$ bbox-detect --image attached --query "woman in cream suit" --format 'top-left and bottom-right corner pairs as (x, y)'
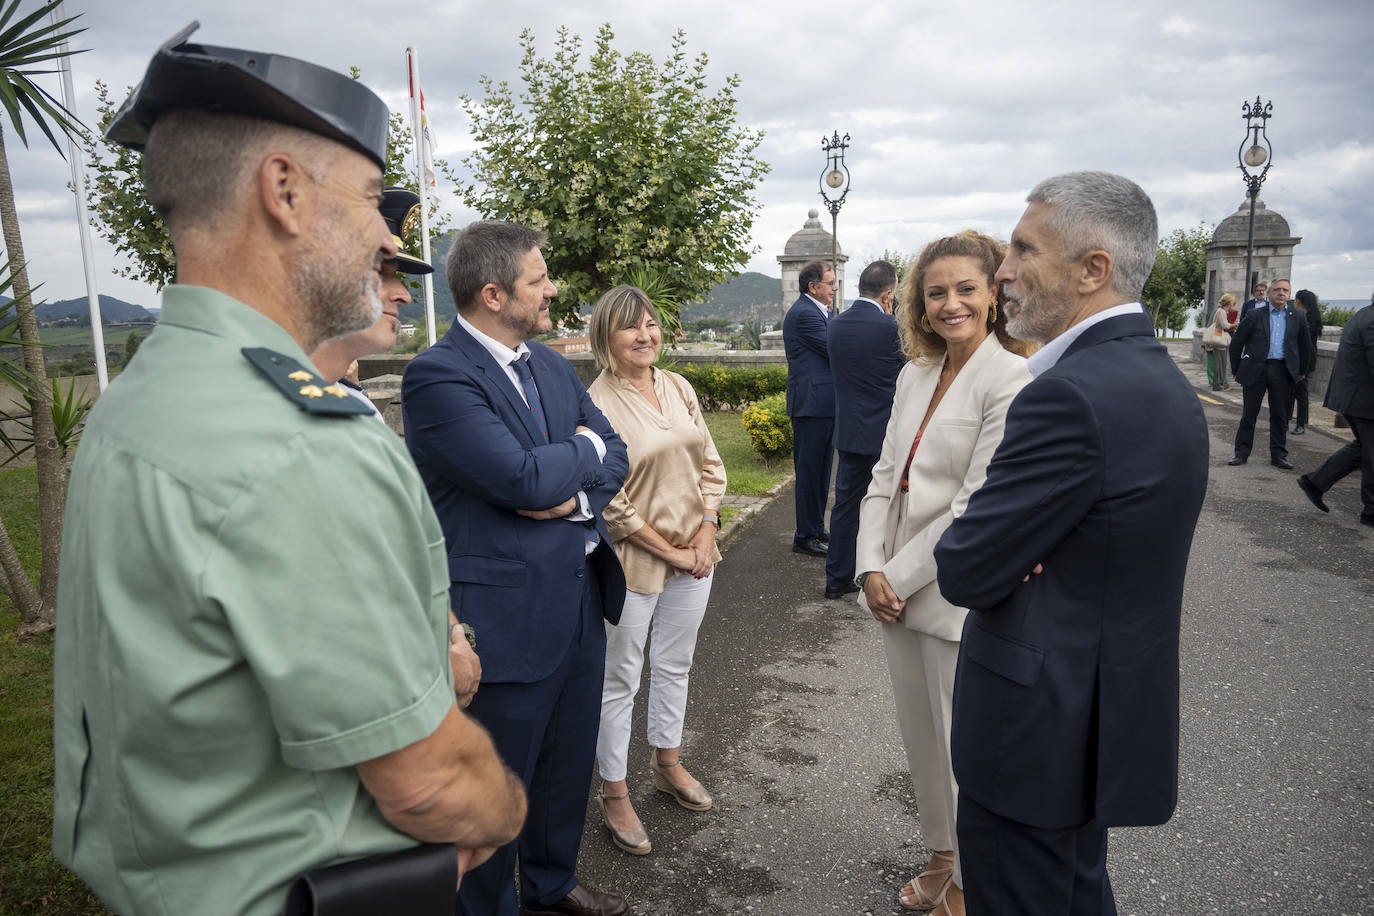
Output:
(857, 230), (1032, 916)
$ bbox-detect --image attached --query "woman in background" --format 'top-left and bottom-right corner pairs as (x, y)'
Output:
(1290, 288), (1323, 433)
(586, 286), (726, 856)
(856, 231), (1032, 916)
(1205, 293), (1238, 391)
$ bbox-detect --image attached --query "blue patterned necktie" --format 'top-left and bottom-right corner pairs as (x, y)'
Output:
(511, 354), (549, 441)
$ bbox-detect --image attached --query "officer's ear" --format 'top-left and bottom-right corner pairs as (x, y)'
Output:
(259, 152), (312, 238)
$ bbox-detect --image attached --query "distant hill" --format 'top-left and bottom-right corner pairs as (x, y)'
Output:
(685, 272), (780, 322)
(31, 295), (153, 323)
(395, 236), (780, 328)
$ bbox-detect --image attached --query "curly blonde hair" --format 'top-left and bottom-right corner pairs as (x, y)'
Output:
(898, 230), (1033, 364)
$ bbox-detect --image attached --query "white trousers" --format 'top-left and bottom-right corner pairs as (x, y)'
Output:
(882, 622), (963, 888)
(596, 571), (713, 783)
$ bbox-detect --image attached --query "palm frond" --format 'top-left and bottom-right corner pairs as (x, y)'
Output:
(0, 0), (85, 153)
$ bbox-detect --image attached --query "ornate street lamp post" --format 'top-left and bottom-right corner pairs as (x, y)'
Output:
(819, 130), (851, 315)
(1237, 97), (1273, 295)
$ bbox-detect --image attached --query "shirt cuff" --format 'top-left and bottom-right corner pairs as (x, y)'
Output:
(567, 491), (594, 521)
(576, 428), (606, 461)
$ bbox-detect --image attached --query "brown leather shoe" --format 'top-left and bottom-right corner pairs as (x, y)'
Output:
(520, 882), (630, 916)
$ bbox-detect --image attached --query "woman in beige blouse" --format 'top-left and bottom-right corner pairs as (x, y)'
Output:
(856, 231), (1032, 915)
(586, 285), (726, 856)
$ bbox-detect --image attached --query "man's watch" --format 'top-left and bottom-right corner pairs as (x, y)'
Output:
(450, 622), (477, 649)
(856, 572), (872, 589)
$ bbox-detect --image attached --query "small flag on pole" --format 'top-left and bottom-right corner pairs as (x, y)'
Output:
(420, 91), (437, 187)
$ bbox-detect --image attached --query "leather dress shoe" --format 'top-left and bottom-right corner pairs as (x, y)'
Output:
(1271, 457), (1295, 470)
(1292, 424), (1306, 435)
(520, 883), (629, 916)
(1227, 456), (1247, 466)
(817, 530), (830, 544)
(825, 583), (860, 600)
(1296, 475), (1329, 512)
(791, 537), (827, 557)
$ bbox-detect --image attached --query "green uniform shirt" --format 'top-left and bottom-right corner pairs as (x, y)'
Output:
(52, 286), (454, 916)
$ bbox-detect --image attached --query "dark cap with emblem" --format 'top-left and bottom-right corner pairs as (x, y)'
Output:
(381, 187), (434, 275)
(105, 21), (389, 170)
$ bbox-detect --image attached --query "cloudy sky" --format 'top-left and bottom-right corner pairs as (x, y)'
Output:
(9, 0), (1374, 309)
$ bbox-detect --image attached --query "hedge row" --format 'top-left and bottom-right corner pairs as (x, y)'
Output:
(663, 362), (788, 412)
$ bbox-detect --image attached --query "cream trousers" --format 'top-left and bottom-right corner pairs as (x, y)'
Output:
(596, 571), (713, 782)
(882, 622), (963, 888)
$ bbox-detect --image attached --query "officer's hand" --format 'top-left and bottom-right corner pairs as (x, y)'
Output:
(516, 497), (577, 520)
(449, 629), (481, 708)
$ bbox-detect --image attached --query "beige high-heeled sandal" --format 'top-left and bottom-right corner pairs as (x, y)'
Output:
(650, 755), (713, 811)
(899, 850), (954, 910)
(596, 791), (651, 855)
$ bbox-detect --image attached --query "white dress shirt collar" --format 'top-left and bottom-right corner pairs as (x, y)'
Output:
(804, 293), (829, 316)
(850, 297), (883, 312)
(1026, 302), (1143, 378)
(455, 310), (530, 370)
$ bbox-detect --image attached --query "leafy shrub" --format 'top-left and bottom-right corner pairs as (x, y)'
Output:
(664, 362), (787, 411)
(1323, 306), (1355, 327)
(741, 392), (792, 464)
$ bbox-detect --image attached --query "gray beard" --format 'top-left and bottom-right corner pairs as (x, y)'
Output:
(294, 256), (383, 353)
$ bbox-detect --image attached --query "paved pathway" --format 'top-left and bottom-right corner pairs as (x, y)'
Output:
(569, 344), (1372, 915)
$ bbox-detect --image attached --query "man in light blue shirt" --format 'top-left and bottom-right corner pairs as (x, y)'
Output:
(1228, 278), (1312, 468)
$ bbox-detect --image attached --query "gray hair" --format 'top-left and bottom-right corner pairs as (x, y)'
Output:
(1026, 171), (1158, 301)
(447, 220), (547, 314)
(143, 110), (339, 240)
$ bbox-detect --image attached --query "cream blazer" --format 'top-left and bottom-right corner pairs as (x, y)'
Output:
(856, 333), (1031, 641)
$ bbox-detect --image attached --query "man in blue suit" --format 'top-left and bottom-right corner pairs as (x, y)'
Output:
(784, 260), (839, 556)
(824, 260), (904, 599)
(1238, 280), (1267, 324)
(1227, 277), (1312, 469)
(403, 221), (631, 916)
(935, 172), (1209, 915)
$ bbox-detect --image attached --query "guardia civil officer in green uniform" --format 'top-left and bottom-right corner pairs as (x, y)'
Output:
(51, 24), (525, 916)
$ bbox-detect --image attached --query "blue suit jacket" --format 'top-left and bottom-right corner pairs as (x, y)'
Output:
(783, 295), (835, 418)
(402, 323), (628, 684)
(827, 299), (903, 455)
(935, 312), (1209, 830)
(1228, 303), (1312, 385)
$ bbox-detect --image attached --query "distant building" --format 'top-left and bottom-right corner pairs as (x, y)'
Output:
(777, 209), (848, 321)
(1205, 198), (1301, 311)
(398, 323), (418, 337)
(545, 336), (590, 354)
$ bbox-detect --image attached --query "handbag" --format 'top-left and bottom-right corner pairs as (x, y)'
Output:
(1201, 326), (1230, 349)
(284, 843), (456, 916)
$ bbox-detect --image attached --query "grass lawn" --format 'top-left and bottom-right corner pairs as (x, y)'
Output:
(703, 410), (790, 498)
(0, 466), (108, 914)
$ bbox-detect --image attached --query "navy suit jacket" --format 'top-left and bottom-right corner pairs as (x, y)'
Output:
(402, 323), (628, 684)
(827, 299), (903, 455)
(1323, 304), (1374, 420)
(935, 312), (1209, 830)
(783, 295), (835, 418)
(1238, 297), (1265, 325)
(1228, 303), (1312, 386)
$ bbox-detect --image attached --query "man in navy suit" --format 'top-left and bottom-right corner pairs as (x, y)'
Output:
(403, 221), (631, 916)
(1298, 299), (1374, 526)
(1238, 280), (1267, 324)
(784, 260), (839, 557)
(824, 260), (904, 599)
(935, 171), (1209, 915)
(1227, 277), (1312, 469)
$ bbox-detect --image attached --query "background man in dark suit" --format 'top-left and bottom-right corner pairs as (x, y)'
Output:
(784, 260), (839, 557)
(824, 259), (904, 599)
(935, 171), (1209, 915)
(1227, 278), (1312, 469)
(403, 221), (631, 916)
(1298, 299), (1374, 526)
(1238, 280), (1267, 324)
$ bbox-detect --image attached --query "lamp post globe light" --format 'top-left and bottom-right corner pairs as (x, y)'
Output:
(819, 130), (851, 314)
(1238, 96), (1273, 295)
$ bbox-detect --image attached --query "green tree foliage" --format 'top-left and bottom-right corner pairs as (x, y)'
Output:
(458, 24), (769, 330)
(84, 70), (453, 293)
(740, 392), (791, 465)
(1142, 223), (1211, 336)
(123, 328), (139, 363)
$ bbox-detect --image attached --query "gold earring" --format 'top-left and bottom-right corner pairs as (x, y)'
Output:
(989, 301), (998, 324)
(920, 313), (933, 333)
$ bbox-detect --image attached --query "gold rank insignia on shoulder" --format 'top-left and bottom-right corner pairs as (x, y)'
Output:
(241, 347), (374, 417)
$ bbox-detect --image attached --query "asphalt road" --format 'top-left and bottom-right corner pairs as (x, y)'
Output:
(570, 370), (1373, 915)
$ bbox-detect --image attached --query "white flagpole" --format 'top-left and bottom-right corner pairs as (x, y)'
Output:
(54, 1), (107, 390)
(406, 47), (436, 347)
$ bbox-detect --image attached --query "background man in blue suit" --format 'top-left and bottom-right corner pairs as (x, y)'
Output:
(403, 221), (631, 916)
(824, 260), (904, 599)
(784, 260), (839, 557)
(935, 172), (1209, 915)
(1227, 277), (1312, 469)
(1238, 280), (1267, 324)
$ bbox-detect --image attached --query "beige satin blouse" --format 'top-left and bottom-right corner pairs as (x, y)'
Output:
(588, 367), (726, 595)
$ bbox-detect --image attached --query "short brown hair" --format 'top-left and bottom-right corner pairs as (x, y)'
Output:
(898, 230), (1032, 363)
(447, 220), (547, 314)
(588, 285), (659, 372)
